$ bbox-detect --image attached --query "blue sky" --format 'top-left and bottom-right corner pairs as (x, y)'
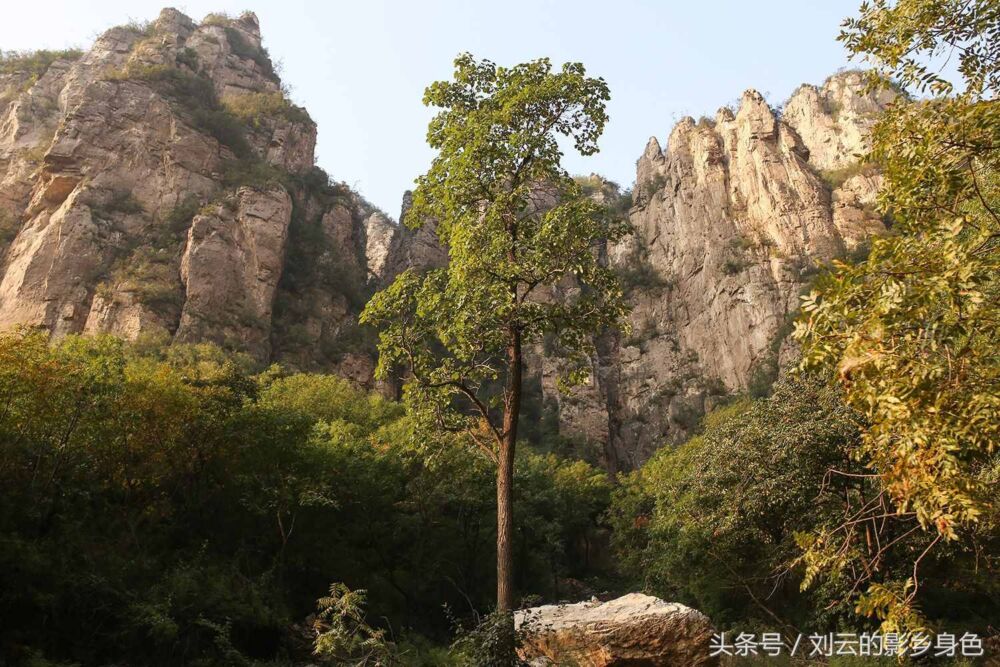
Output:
(2, 1), (867, 216)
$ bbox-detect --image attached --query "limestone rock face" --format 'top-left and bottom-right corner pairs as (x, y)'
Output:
(176, 186), (291, 360)
(376, 73), (892, 468)
(782, 70), (896, 172)
(363, 211), (396, 281)
(515, 593), (717, 667)
(382, 191), (447, 279)
(543, 76), (895, 468)
(0, 8), (384, 383)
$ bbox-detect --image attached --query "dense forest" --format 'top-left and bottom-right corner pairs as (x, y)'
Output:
(1, 0), (998, 665)
(0, 331), (616, 664)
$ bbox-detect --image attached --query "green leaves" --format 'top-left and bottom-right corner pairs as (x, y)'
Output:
(839, 0), (1000, 97)
(796, 0), (1000, 631)
(362, 54), (628, 449)
(607, 377), (866, 630)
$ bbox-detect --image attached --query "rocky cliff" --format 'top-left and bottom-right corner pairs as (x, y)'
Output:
(0, 8), (391, 380)
(0, 13), (893, 468)
(535, 71), (895, 468)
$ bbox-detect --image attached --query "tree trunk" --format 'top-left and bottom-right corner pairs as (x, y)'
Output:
(497, 326), (522, 612)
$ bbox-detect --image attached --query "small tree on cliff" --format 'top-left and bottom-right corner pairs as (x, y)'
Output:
(361, 54), (628, 614)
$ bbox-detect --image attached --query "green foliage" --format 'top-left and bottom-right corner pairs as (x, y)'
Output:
(202, 13), (234, 27)
(99, 246), (184, 309)
(617, 376), (994, 637)
(0, 48), (83, 77)
(109, 63), (252, 158)
(608, 376), (869, 631)
(721, 257), (746, 276)
(818, 160), (879, 190)
(363, 53), (629, 442)
(839, 0), (998, 97)
(258, 372), (403, 429)
(88, 189), (145, 218)
(449, 610), (525, 667)
(746, 312), (797, 398)
(0, 48), (83, 106)
(641, 172), (667, 198)
(223, 91), (312, 127)
(176, 47), (199, 71)
(362, 55), (627, 626)
(223, 27), (277, 80)
(616, 241), (673, 295)
(797, 0), (1000, 630)
(222, 158), (288, 188)
(313, 584), (396, 665)
(0, 330), (610, 664)
(271, 170), (377, 364)
(0, 209), (20, 248)
(163, 194), (202, 234)
(720, 235), (771, 276)
(108, 61), (310, 194)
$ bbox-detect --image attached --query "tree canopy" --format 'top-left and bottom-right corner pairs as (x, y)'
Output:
(361, 53), (629, 616)
(796, 0), (1000, 632)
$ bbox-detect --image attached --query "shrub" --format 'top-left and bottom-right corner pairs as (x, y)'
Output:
(449, 610), (525, 666)
(312, 583), (397, 664)
(720, 235), (763, 275)
(721, 257), (746, 275)
(0, 210), (20, 247)
(175, 47), (198, 71)
(609, 374), (999, 635)
(201, 12), (233, 27)
(608, 376), (866, 631)
(0, 48), (83, 77)
(221, 158), (287, 189)
(223, 26), (276, 80)
(617, 243), (673, 294)
(88, 189), (144, 219)
(818, 160), (879, 189)
(108, 63), (252, 157)
(641, 172), (667, 196)
(0, 332), (613, 664)
(221, 91), (312, 127)
(103, 246), (183, 309)
(162, 194), (201, 235)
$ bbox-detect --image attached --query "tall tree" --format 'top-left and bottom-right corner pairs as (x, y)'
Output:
(796, 0), (1000, 632)
(361, 54), (628, 613)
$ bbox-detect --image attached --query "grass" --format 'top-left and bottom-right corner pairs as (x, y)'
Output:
(221, 91), (311, 127)
(98, 246), (184, 310)
(617, 241), (674, 295)
(0, 210), (21, 247)
(107, 63), (253, 159)
(818, 161), (879, 190)
(0, 49), (83, 77)
(222, 26), (277, 80)
(99, 190), (144, 216)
